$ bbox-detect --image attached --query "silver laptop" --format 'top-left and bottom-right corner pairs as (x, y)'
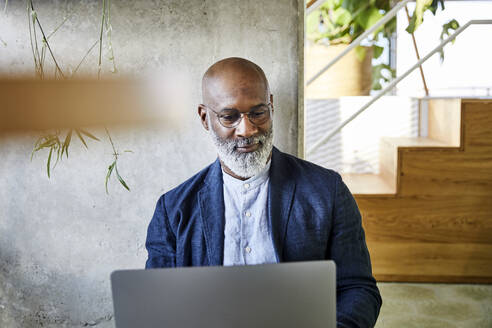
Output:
(111, 260), (336, 328)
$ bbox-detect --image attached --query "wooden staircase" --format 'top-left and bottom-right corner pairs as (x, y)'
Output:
(342, 98), (492, 283)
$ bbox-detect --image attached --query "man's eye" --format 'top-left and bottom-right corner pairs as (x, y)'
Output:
(221, 114), (239, 122)
(250, 110), (267, 118)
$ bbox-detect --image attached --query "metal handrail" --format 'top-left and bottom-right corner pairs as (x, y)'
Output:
(306, 0), (411, 86)
(306, 20), (492, 156)
(307, 0), (324, 16)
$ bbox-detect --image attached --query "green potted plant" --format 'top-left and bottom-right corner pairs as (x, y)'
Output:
(306, 0), (459, 96)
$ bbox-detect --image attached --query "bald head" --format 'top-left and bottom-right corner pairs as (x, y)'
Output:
(201, 57), (270, 107)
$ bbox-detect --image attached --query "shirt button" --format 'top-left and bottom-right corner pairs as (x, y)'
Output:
(245, 246), (252, 253)
(244, 183), (250, 189)
(245, 211), (251, 217)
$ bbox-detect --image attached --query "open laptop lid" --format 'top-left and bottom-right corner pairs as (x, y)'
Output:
(111, 260), (336, 328)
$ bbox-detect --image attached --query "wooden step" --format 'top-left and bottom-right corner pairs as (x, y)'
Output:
(379, 136), (452, 194)
(341, 173), (394, 195)
(381, 136), (451, 148)
(343, 137), (453, 196)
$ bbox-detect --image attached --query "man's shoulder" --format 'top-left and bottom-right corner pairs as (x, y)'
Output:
(275, 148), (341, 183)
(158, 160), (218, 205)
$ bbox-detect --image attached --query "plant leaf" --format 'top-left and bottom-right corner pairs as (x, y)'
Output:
(429, 0), (444, 15)
(406, 0), (433, 33)
(75, 129), (88, 149)
(105, 161), (116, 194)
(79, 129), (100, 141)
(342, 0), (364, 13)
(31, 136), (45, 160)
(332, 7), (351, 26)
(62, 129), (72, 158)
(405, 13), (418, 34)
(321, 0), (341, 11)
(354, 45), (367, 62)
(35, 138), (56, 151)
(439, 19), (460, 62)
(47, 147), (53, 178)
(373, 45), (384, 59)
(372, 63), (395, 91)
(382, 17), (397, 38)
(356, 7), (383, 32)
(54, 138), (61, 168)
(115, 164), (130, 192)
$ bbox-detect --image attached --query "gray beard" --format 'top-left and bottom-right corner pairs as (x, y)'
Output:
(208, 117), (274, 179)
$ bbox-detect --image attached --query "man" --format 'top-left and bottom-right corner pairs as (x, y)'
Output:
(145, 57), (382, 327)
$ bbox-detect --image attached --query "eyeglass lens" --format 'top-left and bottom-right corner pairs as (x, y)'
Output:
(218, 105), (271, 127)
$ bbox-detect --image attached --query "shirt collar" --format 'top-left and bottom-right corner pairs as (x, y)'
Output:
(222, 159), (271, 190)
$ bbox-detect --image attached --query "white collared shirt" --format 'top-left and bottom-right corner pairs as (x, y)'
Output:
(222, 160), (278, 266)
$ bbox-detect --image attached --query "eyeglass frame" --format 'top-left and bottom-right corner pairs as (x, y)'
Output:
(202, 102), (273, 128)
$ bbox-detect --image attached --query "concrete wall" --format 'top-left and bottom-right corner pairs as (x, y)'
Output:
(0, 1), (301, 326)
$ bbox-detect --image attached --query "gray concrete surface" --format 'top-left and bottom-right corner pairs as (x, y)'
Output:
(376, 283), (492, 328)
(0, 1), (301, 326)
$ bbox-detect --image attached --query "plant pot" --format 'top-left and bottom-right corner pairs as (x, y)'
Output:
(305, 43), (373, 98)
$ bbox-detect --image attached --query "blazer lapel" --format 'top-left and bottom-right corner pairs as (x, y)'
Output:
(268, 147), (296, 262)
(198, 158), (225, 266)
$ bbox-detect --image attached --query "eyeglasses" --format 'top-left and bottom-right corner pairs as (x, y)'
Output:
(203, 103), (272, 128)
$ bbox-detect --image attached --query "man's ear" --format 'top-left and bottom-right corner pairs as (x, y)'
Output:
(198, 104), (209, 131)
(270, 94), (274, 115)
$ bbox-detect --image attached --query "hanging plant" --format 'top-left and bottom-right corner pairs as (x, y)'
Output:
(22, 0), (130, 193)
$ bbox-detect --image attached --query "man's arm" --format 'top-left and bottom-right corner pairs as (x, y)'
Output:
(329, 174), (382, 328)
(145, 194), (177, 268)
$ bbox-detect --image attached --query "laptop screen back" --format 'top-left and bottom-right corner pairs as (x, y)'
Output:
(111, 260), (336, 328)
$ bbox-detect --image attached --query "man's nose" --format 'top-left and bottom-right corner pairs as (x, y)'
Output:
(235, 114), (258, 138)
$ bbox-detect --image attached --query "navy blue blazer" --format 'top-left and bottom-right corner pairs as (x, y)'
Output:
(146, 147), (382, 327)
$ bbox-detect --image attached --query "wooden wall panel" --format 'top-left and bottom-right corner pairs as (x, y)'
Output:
(369, 242), (492, 283)
(360, 195), (492, 244)
(399, 151), (492, 196)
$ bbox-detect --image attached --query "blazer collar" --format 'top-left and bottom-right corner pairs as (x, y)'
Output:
(268, 146), (296, 262)
(198, 158), (225, 266)
(198, 146), (296, 265)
